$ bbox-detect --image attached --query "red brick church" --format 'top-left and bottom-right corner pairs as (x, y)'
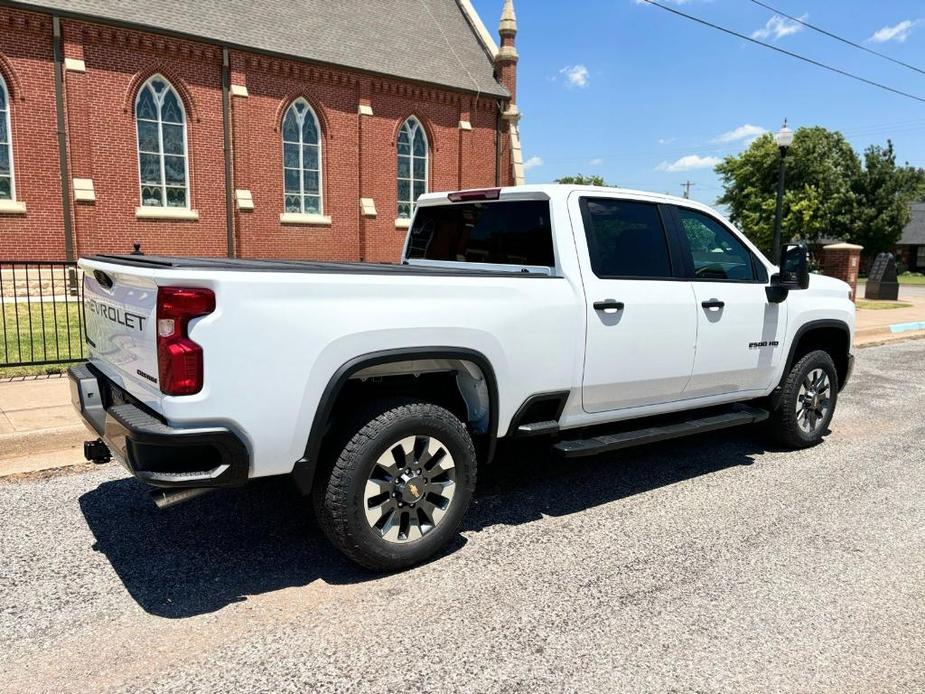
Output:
(0, 0), (524, 262)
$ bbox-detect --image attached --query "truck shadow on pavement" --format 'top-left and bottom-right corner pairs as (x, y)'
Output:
(79, 429), (772, 619)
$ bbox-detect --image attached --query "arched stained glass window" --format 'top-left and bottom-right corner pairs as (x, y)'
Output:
(0, 75), (13, 201)
(135, 76), (189, 208)
(282, 99), (322, 214)
(397, 117), (427, 219)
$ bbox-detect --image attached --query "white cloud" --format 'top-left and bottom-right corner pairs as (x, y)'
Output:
(712, 124), (768, 144)
(588, 158), (604, 166)
(751, 14), (807, 41)
(656, 155), (721, 173)
(869, 20), (916, 43)
(523, 156), (544, 172)
(658, 137), (676, 145)
(559, 65), (590, 88)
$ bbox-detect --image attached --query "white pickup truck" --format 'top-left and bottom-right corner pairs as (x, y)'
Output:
(71, 184), (855, 570)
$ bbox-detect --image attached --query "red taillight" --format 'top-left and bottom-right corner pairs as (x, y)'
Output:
(447, 188), (501, 202)
(156, 287), (215, 396)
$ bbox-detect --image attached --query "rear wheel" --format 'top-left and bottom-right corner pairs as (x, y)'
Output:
(313, 400), (477, 571)
(769, 349), (838, 449)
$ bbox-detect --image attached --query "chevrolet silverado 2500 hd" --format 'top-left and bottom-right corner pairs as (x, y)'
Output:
(70, 185), (855, 570)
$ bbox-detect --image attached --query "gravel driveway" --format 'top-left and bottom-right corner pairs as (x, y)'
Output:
(1, 340), (923, 693)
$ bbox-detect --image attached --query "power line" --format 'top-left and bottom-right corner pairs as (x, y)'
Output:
(681, 180), (695, 198)
(640, 0), (925, 104)
(749, 0), (925, 76)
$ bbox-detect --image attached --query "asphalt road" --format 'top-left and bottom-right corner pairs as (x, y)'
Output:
(2, 340), (924, 693)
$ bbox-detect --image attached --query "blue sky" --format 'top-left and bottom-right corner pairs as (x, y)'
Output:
(471, 0), (925, 207)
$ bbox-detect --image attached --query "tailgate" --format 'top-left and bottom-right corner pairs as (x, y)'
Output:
(81, 261), (161, 395)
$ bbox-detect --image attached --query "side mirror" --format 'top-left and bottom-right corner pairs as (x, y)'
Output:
(779, 243), (810, 290)
(766, 243), (810, 303)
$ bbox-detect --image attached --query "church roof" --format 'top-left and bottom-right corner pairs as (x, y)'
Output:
(14, 0), (509, 98)
(899, 202), (925, 246)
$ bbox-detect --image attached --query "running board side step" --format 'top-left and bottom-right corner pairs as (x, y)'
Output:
(516, 420), (560, 436)
(553, 404), (769, 458)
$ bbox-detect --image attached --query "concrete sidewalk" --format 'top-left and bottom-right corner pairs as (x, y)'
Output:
(855, 294), (925, 344)
(2, 292), (924, 478)
(0, 377), (88, 476)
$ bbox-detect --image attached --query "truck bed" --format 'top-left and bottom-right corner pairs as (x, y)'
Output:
(85, 254), (550, 277)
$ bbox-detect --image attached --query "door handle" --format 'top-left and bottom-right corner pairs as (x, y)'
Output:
(593, 300), (624, 312)
(701, 299), (725, 310)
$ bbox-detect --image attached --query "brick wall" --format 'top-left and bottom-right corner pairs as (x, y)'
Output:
(0, 9), (66, 260)
(63, 20), (229, 258)
(0, 6), (508, 262)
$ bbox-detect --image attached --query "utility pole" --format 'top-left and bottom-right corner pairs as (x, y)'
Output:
(681, 180), (694, 199)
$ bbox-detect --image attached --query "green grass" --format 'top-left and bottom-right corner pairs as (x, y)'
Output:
(859, 276), (925, 286)
(856, 300), (913, 311)
(0, 302), (85, 379)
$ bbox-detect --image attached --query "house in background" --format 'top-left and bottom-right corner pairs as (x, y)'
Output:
(0, 0), (524, 262)
(896, 202), (925, 273)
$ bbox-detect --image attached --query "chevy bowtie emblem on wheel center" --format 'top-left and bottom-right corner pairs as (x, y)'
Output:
(407, 482), (420, 498)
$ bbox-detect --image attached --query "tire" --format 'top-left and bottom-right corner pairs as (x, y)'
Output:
(313, 399), (477, 571)
(769, 349), (839, 449)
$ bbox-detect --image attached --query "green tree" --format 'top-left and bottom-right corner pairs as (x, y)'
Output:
(849, 141), (925, 256)
(715, 127), (861, 255)
(555, 173), (611, 186)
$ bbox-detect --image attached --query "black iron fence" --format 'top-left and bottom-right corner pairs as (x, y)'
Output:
(0, 261), (86, 368)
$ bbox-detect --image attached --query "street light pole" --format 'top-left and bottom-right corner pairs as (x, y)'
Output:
(772, 119), (794, 262)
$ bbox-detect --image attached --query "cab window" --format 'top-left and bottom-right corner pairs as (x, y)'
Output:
(676, 207), (756, 281)
(580, 198), (673, 279)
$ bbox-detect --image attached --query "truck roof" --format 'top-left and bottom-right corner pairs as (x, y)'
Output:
(416, 184), (719, 214)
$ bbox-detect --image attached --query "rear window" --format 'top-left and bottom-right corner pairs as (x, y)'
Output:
(406, 200), (555, 267)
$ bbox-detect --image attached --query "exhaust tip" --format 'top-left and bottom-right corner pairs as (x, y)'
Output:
(151, 487), (214, 510)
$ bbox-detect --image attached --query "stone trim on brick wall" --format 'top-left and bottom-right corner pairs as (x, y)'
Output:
(72, 177), (95, 202)
(360, 198), (377, 218)
(135, 206), (199, 221)
(279, 212), (332, 226)
(235, 189), (254, 211)
(0, 199), (27, 214)
(457, 0), (499, 58)
(63, 57), (85, 73)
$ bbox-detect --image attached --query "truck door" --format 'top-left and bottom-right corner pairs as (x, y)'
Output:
(570, 194), (698, 413)
(668, 205), (787, 396)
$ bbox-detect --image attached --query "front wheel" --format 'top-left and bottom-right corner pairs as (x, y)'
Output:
(769, 349), (838, 449)
(313, 400), (477, 571)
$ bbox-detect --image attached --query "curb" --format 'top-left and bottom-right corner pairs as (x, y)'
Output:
(0, 372), (68, 384)
(889, 320), (925, 334)
(0, 448), (90, 479)
(856, 332), (925, 349)
(0, 424), (88, 461)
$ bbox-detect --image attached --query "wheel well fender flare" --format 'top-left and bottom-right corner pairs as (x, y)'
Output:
(778, 319), (851, 390)
(295, 347), (500, 490)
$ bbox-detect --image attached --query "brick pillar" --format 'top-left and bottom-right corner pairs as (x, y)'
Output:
(496, 0), (522, 186)
(822, 242), (863, 302)
(496, 0), (517, 102)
